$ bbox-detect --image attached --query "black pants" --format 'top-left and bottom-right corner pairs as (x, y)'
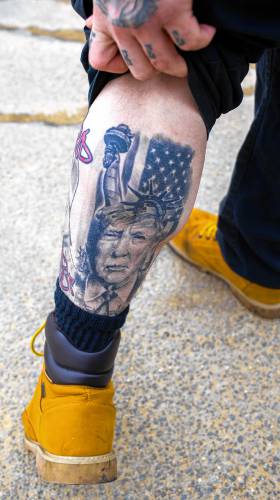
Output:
(218, 49), (280, 288)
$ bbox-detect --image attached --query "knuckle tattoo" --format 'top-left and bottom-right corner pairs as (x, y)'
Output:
(144, 43), (156, 60)
(121, 49), (133, 66)
(89, 30), (96, 49)
(171, 29), (187, 47)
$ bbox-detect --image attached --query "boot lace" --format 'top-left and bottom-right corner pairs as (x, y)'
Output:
(198, 222), (217, 241)
(30, 321), (46, 357)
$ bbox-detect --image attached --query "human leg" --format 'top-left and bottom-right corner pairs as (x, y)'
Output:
(22, 72), (207, 483)
(57, 72), (206, 315)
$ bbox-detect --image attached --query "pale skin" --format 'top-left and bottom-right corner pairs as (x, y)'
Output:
(60, 73), (207, 315)
(86, 0), (216, 80)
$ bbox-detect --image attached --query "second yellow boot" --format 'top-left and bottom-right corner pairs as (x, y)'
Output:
(169, 208), (280, 318)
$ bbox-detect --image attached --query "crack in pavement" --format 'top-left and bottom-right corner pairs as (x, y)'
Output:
(0, 109), (87, 126)
(0, 23), (84, 42)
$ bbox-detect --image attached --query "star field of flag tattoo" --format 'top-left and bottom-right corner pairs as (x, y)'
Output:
(139, 135), (193, 233)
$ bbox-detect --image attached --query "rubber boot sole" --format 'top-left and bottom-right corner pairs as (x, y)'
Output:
(169, 242), (280, 319)
(24, 436), (117, 484)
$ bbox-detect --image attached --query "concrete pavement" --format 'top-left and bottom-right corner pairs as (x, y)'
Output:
(1, 2), (279, 499)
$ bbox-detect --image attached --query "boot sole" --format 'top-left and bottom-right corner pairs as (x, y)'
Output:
(169, 242), (280, 319)
(24, 436), (117, 484)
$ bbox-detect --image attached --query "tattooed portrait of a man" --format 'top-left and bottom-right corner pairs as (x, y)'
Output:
(60, 123), (194, 316)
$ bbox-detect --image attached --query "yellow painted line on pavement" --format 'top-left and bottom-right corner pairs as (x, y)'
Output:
(243, 85), (255, 97)
(0, 109), (87, 126)
(0, 23), (84, 43)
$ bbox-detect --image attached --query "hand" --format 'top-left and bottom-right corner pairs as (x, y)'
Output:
(86, 0), (216, 80)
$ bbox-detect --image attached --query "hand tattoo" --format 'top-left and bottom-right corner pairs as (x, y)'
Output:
(96, 0), (158, 28)
(121, 49), (133, 66)
(144, 43), (156, 60)
(172, 30), (186, 47)
(89, 30), (96, 49)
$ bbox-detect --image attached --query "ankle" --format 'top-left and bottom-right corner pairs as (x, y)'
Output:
(54, 280), (128, 352)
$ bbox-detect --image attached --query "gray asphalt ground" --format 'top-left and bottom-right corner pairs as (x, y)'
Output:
(1, 1), (280, 499)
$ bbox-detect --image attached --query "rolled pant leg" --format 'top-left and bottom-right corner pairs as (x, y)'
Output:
(217, 49), (280, 288)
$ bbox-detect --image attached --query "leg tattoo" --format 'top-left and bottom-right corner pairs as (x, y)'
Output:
(60, 123), (194, 315)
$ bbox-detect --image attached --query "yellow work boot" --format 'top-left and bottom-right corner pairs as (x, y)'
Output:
(22, 313), (120, 484)
(169, 208), (280, 318)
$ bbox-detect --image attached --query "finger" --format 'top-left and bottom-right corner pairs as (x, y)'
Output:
(99, 53), (130, 73)
(166, 16), (216, 51)
(115, 35), (157, 80)
(88, 29), (128, 73)
(138, 30), (187, 78)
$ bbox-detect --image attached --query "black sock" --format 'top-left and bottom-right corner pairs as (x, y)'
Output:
(54, 280), (128, 353)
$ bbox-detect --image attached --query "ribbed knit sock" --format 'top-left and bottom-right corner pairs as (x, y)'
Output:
(54, 280), (129, 353)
